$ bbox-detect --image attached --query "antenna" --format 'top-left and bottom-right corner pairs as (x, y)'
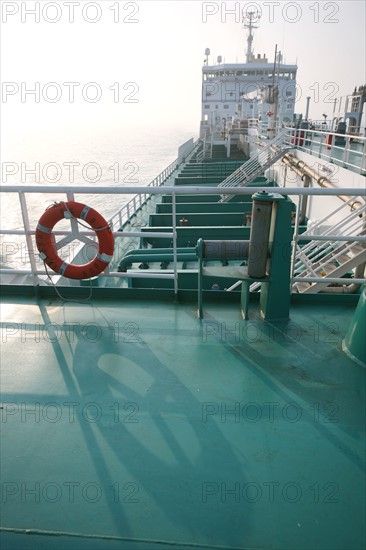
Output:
(205, 48), (210, 65)
(272, 44), (277, 89)
(242, 10), (260, 63)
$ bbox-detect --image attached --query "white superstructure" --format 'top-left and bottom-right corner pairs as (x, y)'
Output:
(200, 13), (297, 138)
(331, 85), (366, 134)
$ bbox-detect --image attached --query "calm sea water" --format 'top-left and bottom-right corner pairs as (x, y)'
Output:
(1, 125), (195, 268)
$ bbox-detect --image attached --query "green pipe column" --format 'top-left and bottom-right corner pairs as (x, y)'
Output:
(342, 286), (366, 367)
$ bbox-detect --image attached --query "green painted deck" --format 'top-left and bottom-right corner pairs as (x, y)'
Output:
(1, 295), (365, 550)
(1, 136), (365, 549)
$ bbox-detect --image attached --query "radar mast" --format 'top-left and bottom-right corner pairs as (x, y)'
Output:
(243, 11), (260, 63)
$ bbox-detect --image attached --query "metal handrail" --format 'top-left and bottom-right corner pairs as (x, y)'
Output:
(1, 186), (365, 293)
(284, 127), (366, 174)
(108, 140), (200, 230)
(218, 129), (291, 189)
(107, 157), (178, 231)
(2, 186), (364, 196)
(290, 195), (366, 291)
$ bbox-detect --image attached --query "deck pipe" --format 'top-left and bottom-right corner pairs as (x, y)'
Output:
(201, 240), (250, 260)
(318, 262), (365, 293)
(123, 247), (196, 257)
(282, 153), (364, 211)
(118, 250), (197, 272)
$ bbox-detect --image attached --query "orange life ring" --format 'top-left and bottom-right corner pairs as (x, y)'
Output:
(35, 201), (114, 280)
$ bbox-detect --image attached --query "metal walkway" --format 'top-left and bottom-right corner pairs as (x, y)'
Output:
(218, 130), (291, 202)
(293, 198), (366, 293)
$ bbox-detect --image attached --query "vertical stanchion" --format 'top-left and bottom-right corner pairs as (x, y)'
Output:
(290, 193), (303, 292)
(343, 136), (351, 168)
(18, 192), (39, 285)
(172, 192), (178, 300)
(66, 191), (79, 242)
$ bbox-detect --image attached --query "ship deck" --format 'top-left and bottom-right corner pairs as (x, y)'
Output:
(1, 294), (365, 550)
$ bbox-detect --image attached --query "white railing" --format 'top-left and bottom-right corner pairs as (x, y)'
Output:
(1, 185), (365, 294)
(284, 127), (366, 174)
(204, 137), (213, 160)
(108, 140), (200, 230)
(218, 129), (291, 197)
(195, 147), (204, 164)
(194, 130), (212, 163)
(291, 196), (366, 292)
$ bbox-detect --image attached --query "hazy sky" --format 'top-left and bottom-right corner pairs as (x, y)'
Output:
(1, 0), (365, 139)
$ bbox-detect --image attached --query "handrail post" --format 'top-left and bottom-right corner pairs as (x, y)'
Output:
(343, 136), (351, 168)
(66, 191), (80, 242)
(290, 194), (303, 289)
(172, 192), (178, 300)
(361, 143), (366, 174)
(318, 132), (324, 158)
(18, 192), (39, 285)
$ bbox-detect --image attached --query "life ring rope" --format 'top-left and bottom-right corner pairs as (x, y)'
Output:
(43, 261), (94, 303)
(35, 201), (115, 280)
(61, 201), (110, 232)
